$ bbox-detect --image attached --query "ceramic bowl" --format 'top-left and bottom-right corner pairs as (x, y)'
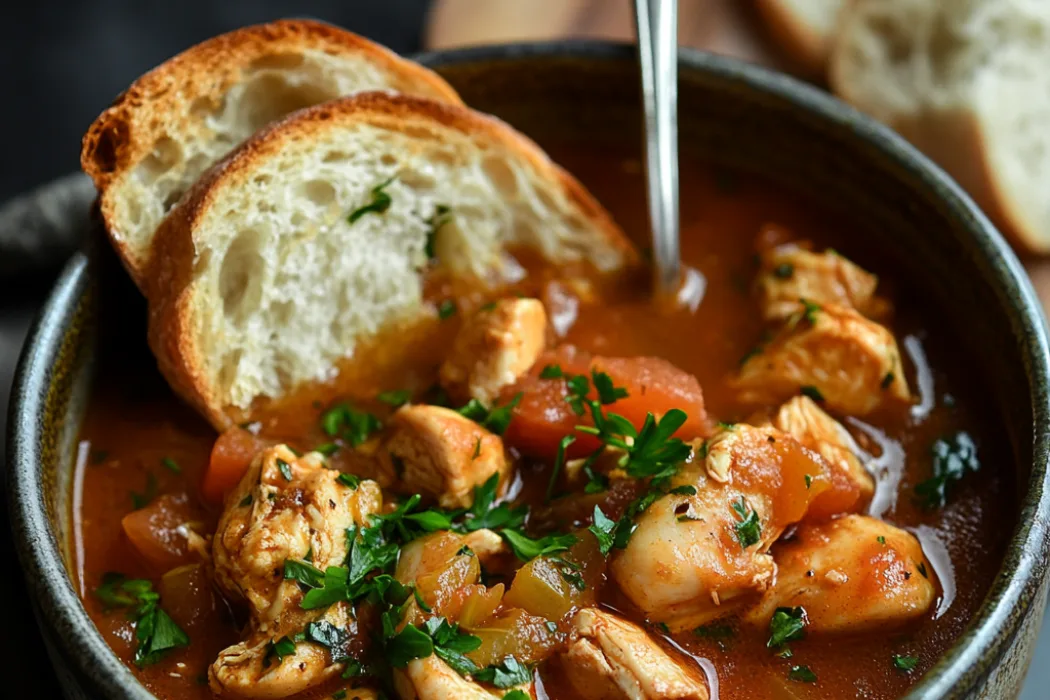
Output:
(8, 42), (1050, 699)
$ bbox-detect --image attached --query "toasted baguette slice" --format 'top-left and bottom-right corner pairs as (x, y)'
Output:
(81, 19), (461, 288)
(830, 0), (1050, 254)
(756, 0), (846, 75)
(148, 92), (637, 429)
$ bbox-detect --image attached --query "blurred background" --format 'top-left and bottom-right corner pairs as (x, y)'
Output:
(1, 0), (1048, 696)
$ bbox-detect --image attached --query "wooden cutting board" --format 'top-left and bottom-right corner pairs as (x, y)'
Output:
(425, 0), (1050, 310)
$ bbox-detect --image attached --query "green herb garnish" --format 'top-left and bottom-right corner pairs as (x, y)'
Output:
(348, 177), (394, 224)
(731, 496), (761, 548)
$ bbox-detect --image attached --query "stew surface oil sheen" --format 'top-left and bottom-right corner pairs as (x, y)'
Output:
(71, 146), (1013, 700)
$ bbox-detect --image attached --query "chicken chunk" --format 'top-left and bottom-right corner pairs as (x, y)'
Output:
(380, 405), (511, 509)
(209, 445), (382, 698)
(565, 609), (708, 700)
(440, 298), (548, 406)
(733, 302), (910, 415)
(744, 515), (936, 634)
(610, 425), (834, 631)
(770, 395), (874, 508)
(756, 244), (889, 321)
(393, 654), (515, 700)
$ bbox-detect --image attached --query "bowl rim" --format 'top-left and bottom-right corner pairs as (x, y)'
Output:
(8, 39), (1050, 699)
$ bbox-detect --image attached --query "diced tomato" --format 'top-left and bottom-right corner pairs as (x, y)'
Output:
(202, 428), (267, 504)
(121, 493), (201, 571)
(803, 460), (864, 521)
(501, 346), (709, 460)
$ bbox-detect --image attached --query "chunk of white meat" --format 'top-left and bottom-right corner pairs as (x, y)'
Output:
(565, 609), (708, 700)
(610, 425), (830, 631)
(393, 654), (517, 700)
(770, 395), (873, 502)
(380, 405), (511, 509)
(744, 514), (936, 633)
(209, 445), (382, 698)
(440, 298), (548, 406)
(756, 244), (889, 321)
(733, 302), (910, 415)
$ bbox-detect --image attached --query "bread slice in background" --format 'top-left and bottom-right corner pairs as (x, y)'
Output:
(147, 92), (637, 429)
(830, 0), (1050, 254)
(756, 0), (847, 76)
(80, 19), (462, 288)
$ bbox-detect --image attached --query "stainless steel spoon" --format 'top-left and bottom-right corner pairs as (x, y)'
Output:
(634, 0), (682, 307)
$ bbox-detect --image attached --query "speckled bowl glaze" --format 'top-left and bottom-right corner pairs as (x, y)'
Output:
(8, 42), (1050, 699)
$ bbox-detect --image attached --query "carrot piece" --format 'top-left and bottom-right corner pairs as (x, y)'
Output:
(501, 346), (709, 460)
(202, 428), (265, 504)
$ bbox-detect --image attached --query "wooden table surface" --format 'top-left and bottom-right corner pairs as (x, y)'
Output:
(425, 0), (1050, 311)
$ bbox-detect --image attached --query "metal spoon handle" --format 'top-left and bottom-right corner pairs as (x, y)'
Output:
(634, 0), (681, 304)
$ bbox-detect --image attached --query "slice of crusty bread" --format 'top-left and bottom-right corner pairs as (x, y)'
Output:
(80, 19), (461, 288)
(147, 92), (637, 429)
(756, 0), (847, 75)
(830, 0), (1050, 254)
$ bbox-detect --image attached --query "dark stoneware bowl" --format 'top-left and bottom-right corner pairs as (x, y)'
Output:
(8, 42), (1050, 699)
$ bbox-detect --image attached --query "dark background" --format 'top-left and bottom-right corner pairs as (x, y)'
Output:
(0, 0), (432, 203)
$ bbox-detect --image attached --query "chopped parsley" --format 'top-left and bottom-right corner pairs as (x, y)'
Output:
(283, 559), (325, 589)
(348, 177), (394, 224)
(160, 457), (180, 474)
(304, 620), (348, 652)
(588, 506), (617, 555)
(915, 431), (980, 509)
(238, 493), (253, 507)
(377, 389), (411, 407)
(546, 435), (575, 502)
(804, 474), (812, 489)
(550, 556), (586, 591)
(321, 404), (383, 447)
(472, 437), (482, 460)
(130, 471), (158, 510)
(731, 497), (761, 548)
(789, 665), (817, 683)
(337, 473), (360, 489)
(800, 385), (825, 402)
(386, 624), (433, 668)
(457, 393), (522, 436)
(456, 473), (527, 532)
(695, 623), (735, 640)
(788, 298), (821, 330)
(475, 655), (531, 688)
(881, 372), (896, 389)
(539, 364), (564, 379)
(892, 654), (919, 672)
(593, 370), (629, 404)
(767, 606), (807, 648)
(502, 692), (531, 700)
(772, 262), (794, 279)
(276, 458), (293, 481)
(583, 462), (609, 494)
(438, 299), (457, 319)
(877, 535), (886, 544)
(94, 573), (190, 667)
(500, 529), (577, 562)
(316, 442), (340, 457)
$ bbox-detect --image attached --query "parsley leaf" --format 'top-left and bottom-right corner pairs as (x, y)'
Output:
(386, 625), (433, 668)
(592, 369), (629, 404)
(321, 404), (383, 447)
(483, 393), (522, 436)
(264, 636), (297, 666)
(305, 621), (347, 652)
(767, 606), (807, 648)
(348, 177), (394, 224)
(283, 559), (325, 589)
(161, 457), (180, 474)
(915, 431), (980, 509)
(277, 458), (293, 481)
(800, 385), (825, 402)
(503, 692), (531, 700)
(789, 665), (817, 682)
(459, 473), (527, 532)
(772, 262), (794, 279)
(377, 389), (411, 407)
(546, 435), (576, 502)
(539, 364), (563, 379)
(438, 299), (457, 319)
(94, 573), (190, 667)
(892, 654), (919, 672)
(731, 497), (761, 548)
(588, 506), (616, 555)
(337, 473), (360, 489)
(475, 655), (531, 688)
(500, 530), (577, 561)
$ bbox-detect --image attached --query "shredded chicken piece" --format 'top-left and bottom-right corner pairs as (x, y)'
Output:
(756, 244), (890, 321)
(733, 302), (910, 415)
(393, 654), (513, 700)
(744, 514), (936, 633)
(209, 445), (381, 698)
(380, 405), (511, 509)
(769, 395), (874, 502)
(439, 298), (548, 406)
(565, 609), (708, 700)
